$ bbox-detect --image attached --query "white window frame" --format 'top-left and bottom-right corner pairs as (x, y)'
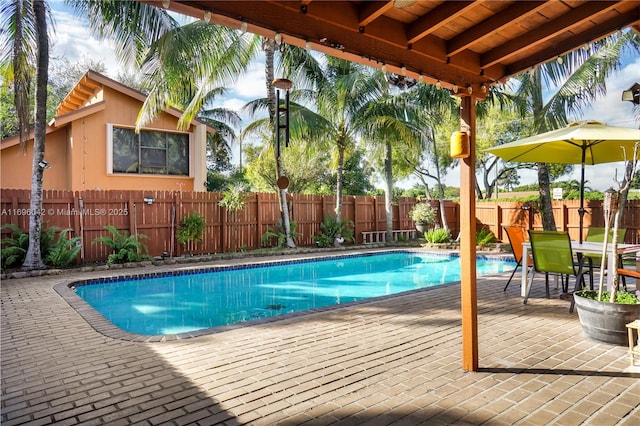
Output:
(106, 124), (194, 177)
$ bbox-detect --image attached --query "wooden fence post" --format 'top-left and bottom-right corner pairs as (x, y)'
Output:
(496, 203), (503, 240)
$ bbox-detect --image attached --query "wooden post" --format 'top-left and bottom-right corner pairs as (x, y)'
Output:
(459, 95), (478, 372)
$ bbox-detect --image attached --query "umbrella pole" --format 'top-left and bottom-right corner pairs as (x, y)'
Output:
(578, 149), (586, 244)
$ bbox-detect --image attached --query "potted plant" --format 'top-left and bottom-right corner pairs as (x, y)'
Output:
(573, 144), (640, 345)
(408, 202), (436, 234)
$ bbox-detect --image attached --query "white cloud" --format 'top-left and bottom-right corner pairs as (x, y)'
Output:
(50, 7), (123, 77)
(230, 60), (267, 99)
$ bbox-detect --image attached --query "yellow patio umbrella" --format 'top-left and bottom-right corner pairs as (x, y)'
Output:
(485, 120), (640, 242)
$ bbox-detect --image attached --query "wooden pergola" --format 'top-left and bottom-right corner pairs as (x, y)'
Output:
(144, 0), (640, 371)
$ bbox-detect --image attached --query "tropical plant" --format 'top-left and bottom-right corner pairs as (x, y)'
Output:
(176, 212), (206, 255)
(92, 225), (149, 265)
(313, 215), (355, 248)
(408, 203), (436, 224)
(362, 80), (425, 240)
(475, 227), (497, 246)
(261, 221), (300, 248)
(423, 228), (451, 244)
(218, 184), (248, 212)
(1, 224), (29, 269)
(1, 224), (59, 269)
(45, 229), (81, 268)
(2, 0), (51, 269)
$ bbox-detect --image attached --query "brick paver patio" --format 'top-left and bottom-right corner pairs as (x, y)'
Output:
(2, 248), (639, 425)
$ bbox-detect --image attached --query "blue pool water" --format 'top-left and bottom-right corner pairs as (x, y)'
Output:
(74, 252), (513, 335)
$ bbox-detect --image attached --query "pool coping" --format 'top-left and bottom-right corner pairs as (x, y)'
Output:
(53, 249), (515, 342)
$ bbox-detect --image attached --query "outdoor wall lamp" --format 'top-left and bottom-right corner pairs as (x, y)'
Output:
(38, 160), (51, 169)
(143, 196), (154, 205)
(622, 83), (640, 105)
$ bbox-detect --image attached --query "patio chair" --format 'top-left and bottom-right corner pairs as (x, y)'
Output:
(617, 267), (640, 280)
(526, 230), (591, 313)
(502, 225), (533, 291)
(584, 227), (627, 290)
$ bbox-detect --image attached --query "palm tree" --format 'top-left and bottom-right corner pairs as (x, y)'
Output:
(2, 0), (51, 270)
(360, 82), (423, 239)
(511, 31), (639, 230)
(69, 1), (260, 131)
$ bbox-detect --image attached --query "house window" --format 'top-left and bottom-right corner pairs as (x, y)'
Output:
(111, 127), (189, 175)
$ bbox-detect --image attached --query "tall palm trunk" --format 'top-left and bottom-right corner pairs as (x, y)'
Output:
(22, 0), (48, 270)
(334, 138), (346, 222)
(531, 69), (557, 231)
(384, 139), (393, 240)
(264, 39), (295, 247)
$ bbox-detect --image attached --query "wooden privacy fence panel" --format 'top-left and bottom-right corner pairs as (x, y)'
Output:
(475, 199), (640, 244)
(2, 189), (638, 264)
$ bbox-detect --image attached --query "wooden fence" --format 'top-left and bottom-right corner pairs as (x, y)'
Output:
(1, 189), (638, 264)
(475, 199), (640, 245)
(0, 189), (446, 262)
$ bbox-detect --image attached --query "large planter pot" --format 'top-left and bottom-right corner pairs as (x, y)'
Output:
(573, 292), (640, 346)
(415, 223), (428, 234)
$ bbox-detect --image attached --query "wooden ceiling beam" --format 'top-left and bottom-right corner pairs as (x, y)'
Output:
(480, 1), (621, 69)
(141, 0), (638, 89)
(505, 9), (640, 78)
(407, 1), (475, 45)
(446, 1), (546, 56)
(358, 1), (394, 29)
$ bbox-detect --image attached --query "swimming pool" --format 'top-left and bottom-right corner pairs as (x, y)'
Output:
(72, 251), (513, 336)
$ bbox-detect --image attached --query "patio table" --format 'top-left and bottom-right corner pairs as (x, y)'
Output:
(521, 241), (640, 298)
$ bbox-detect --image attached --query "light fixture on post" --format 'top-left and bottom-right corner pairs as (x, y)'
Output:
(381, 63), (387, 73)
(274, 32), (282, 45)
(38, 159), (51, 169)
(435, 80), (441, 89)
(162, 0), (170, 9)
(203, 11), (211, 23)
(481, 84), (487, 94)
(240, 21), (248, 32)
(452, 83), (458, 94)
(450, 130), (470, 158)
(622, 82), (640, 105)
(467, 86), (473, 94)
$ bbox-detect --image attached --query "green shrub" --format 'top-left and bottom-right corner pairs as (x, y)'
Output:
(408, 202), (436, 224)
(424, 228), (451, 244)
(45, 229), (81, 268)
(476, 227), (497, 246)
(92, 225), (150, 265)
(1, 224), (62, 269)
(177, 212), (206, 245)
(261, 221), (300, 248)
(1, 224), (29, 269)
(218, 184), (248, 211)
(313, 215), (355, 248)
(577, 290), (639, 304)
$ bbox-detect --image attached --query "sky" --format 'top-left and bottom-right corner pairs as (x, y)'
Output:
(48, 2), (640, 192)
